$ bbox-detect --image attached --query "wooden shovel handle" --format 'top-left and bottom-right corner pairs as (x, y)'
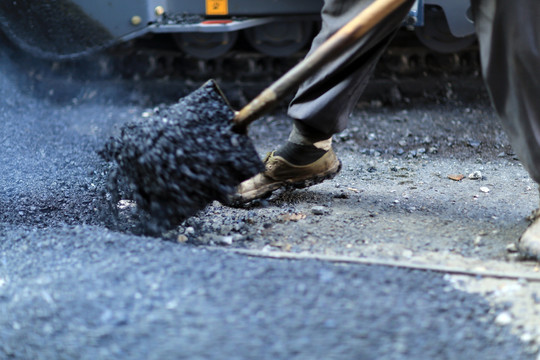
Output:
(233, 0), (409, 130)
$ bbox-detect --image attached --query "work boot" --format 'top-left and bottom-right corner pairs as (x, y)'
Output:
(518, 208), (540, 260)
(231, 141), (341, 204)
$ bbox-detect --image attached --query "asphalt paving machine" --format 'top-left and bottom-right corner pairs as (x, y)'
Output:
(0, 0), (476, 59)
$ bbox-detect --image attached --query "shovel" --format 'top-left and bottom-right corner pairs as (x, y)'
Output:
(232, 0), (409, 131)
(103, 0), (410, 233)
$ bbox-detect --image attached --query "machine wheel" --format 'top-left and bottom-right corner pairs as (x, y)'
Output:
(174, 31), (238, 59)
(415, 6), (476, 54)
(244, 21), (313, 57)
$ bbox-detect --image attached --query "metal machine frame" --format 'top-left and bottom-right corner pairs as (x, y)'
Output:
(0, 0), (476, 59)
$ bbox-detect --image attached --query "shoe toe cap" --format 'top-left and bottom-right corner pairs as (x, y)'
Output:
(519, 220), (540, 259)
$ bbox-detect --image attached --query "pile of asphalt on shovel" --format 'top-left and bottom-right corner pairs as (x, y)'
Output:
(100, 81), (264, 235)
(0, 24), (263, 236)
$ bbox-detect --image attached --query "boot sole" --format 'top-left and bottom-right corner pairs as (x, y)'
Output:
(229, 160), (342, 206)
(286, 160), (342, 190)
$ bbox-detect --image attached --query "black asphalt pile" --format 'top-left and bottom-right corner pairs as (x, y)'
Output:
(101, 81), (263, 233)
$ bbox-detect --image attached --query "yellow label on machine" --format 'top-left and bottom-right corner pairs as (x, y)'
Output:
(206, 0), (228, 15)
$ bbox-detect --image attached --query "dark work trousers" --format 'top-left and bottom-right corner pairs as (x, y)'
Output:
(287, 0), (415, 141)
(472, 0), (540, 184)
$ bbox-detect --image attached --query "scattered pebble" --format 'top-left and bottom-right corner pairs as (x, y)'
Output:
(474, 236), (482, 246)
(468, 171), (483, 180)
(480, 187), (490, 193)
(177, 235), (188, 243)
(520, 333), (533, 344)
(506, 243), (518, 253)
(311, 206), (327, 215)
(402, 250), (413, 258)
(467, 140), (481, 148)
(333, 192), (349, 199)
(494, 312), (512, 326)
(217, 236), (233, 245)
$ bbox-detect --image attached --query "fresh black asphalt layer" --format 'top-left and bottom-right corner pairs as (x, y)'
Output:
(0, 36), (535, 359)
(0, 226), (532, 359)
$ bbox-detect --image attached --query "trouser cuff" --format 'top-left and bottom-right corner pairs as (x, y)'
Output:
(290, 121), (333, 145)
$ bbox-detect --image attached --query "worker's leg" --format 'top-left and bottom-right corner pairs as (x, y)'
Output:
(472, 0), (540, 258)
(288, 0), (416, 141)
(233, 0), (414, 203)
